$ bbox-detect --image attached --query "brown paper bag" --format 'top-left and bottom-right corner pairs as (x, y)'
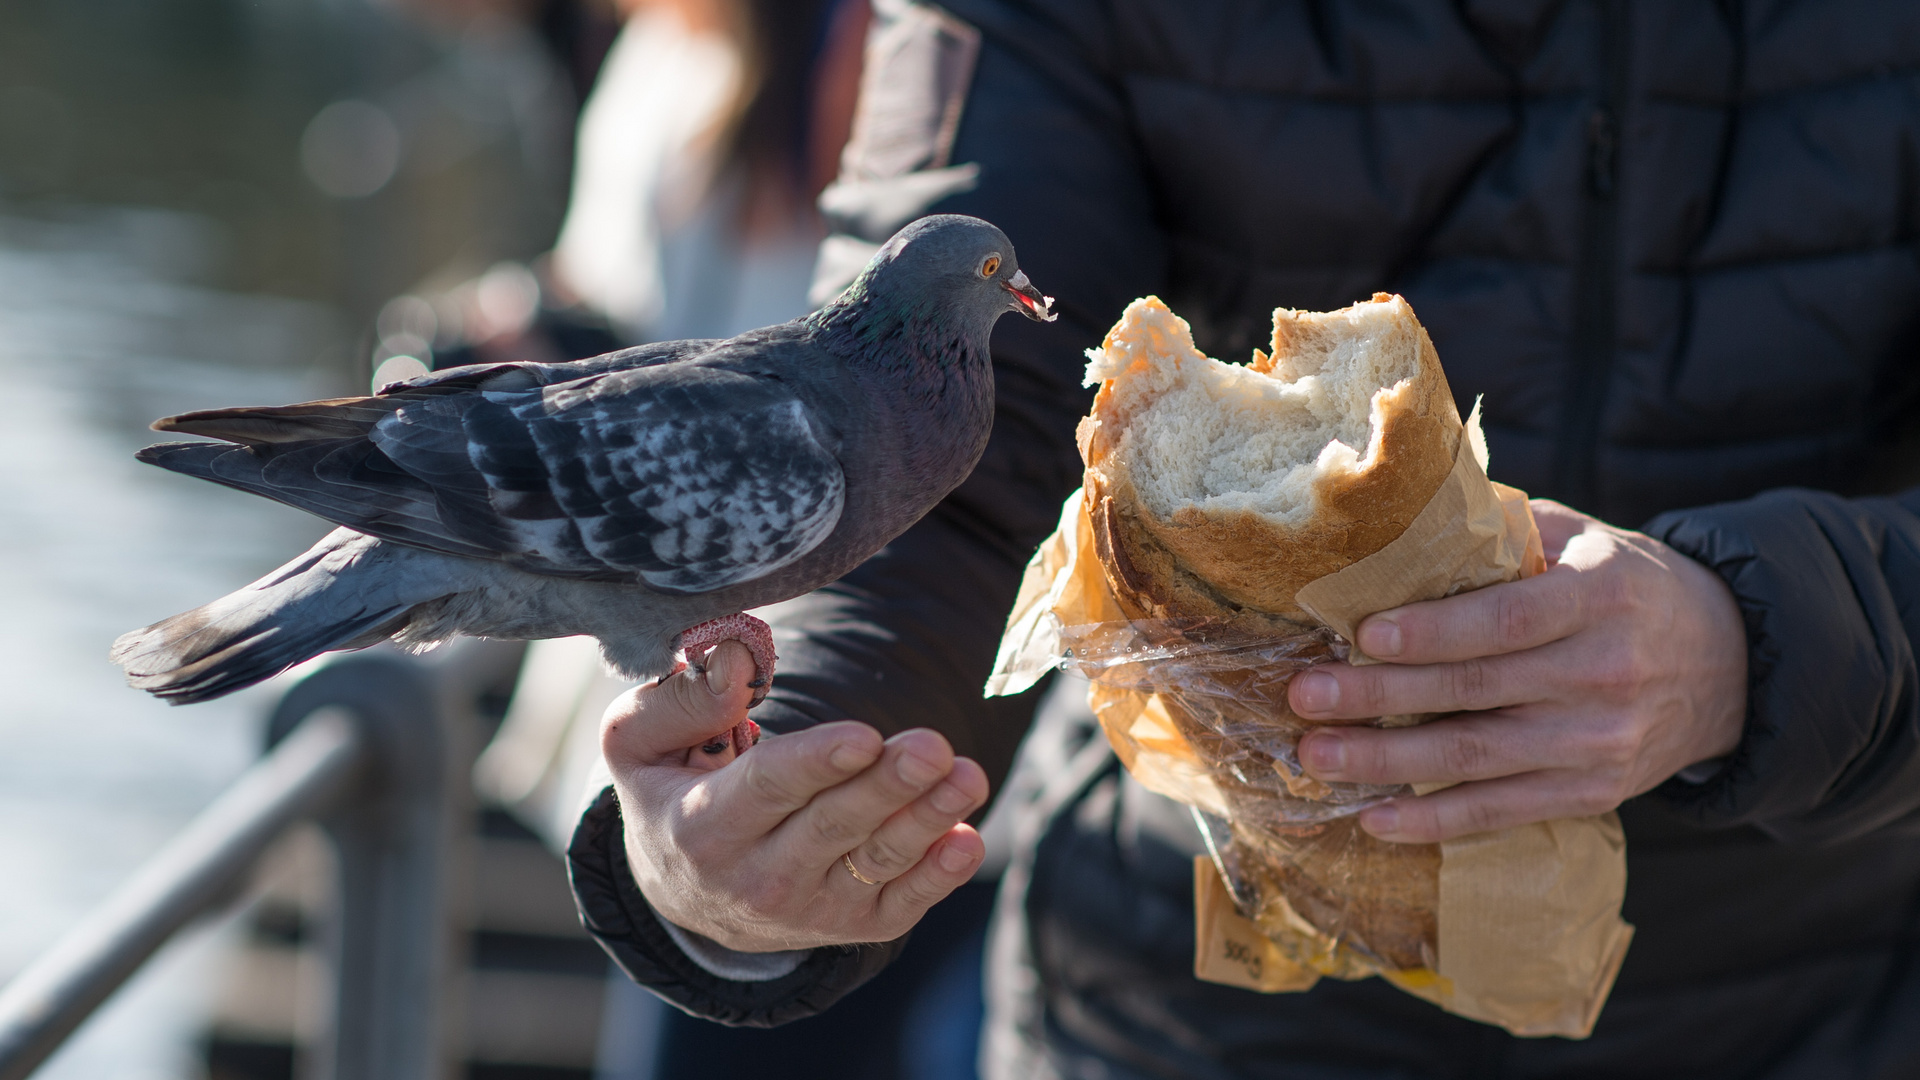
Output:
(986, 407), (1633, 1038)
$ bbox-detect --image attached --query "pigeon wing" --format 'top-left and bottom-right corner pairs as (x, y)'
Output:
(372, 338), (715, 396)
(374, 364), (847, 591)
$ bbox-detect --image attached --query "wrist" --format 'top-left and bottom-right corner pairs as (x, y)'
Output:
(1671, 545), (1749, 764)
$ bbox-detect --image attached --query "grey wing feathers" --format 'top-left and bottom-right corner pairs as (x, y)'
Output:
(138, 350), (846, 594)
(372, 339), (712, 395)
(503, 380), (845, 591)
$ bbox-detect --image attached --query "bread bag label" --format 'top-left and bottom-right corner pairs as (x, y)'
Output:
(1192, 856), (1321, 992)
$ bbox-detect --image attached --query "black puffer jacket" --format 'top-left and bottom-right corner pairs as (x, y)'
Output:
(571, 0), (1920, 1074)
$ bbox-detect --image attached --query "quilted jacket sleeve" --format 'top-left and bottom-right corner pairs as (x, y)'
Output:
(1649, 487), (1920, 844)
(566, 0), (1165, 1025)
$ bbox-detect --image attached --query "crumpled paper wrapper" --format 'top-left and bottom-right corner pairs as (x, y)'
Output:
(987, 406), (1633, 1038)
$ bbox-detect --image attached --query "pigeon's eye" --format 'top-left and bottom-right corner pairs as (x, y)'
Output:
(980, 256), (1000, 278)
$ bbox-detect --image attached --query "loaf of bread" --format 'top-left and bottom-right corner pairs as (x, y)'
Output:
(1076, 292), (1464, 971)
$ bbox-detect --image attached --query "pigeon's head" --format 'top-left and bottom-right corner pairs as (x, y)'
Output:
(834, 215), (1056, 337)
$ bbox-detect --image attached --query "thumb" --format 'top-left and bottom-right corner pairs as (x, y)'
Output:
(602, 640), (757, 768)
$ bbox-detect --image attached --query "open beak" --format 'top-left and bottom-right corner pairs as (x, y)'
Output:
(1003, 270), (1057, 322)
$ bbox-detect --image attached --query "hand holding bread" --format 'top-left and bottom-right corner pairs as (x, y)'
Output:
(1291, 498), (1748, 843)
(990, 291), (1686, 1033)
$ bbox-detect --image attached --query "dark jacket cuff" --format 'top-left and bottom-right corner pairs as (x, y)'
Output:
(567, 785), (909, 1026)
(1646, 489), (1920, 843)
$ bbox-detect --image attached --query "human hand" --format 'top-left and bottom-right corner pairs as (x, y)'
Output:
(601, 641), (989, 952)
(1289, 500), (1747, 843)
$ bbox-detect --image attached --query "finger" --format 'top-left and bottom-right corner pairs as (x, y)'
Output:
(872, 824), (986, 932)
(698, 720), (884, 835)
(842, 757), (988, 884)
(1527, 499), (1592, 564)
(1351, 568), (1586, 666)
(601, 641), (757, 767)
(1290, 646), (1551, 722)
(1355, 768), (1617, 843)
(1299, 708), (1560, 786)
(773, 729), (959, 867)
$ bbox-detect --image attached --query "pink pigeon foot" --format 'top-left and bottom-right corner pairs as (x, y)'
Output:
(699, 718), (762, 759)
(677, 613), (777, 708)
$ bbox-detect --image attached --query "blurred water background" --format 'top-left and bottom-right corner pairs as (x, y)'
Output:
(0, 0), (583, 1073)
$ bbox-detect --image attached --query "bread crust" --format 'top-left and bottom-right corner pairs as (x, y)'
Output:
(1080, 293), (1462, 623)
(1079, 293), (1459, 970)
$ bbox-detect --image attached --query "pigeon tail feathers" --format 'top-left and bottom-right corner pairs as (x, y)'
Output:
(151, 398), (394, 445)
(110, 530), (447, 705)
(135, 441), (513, 563)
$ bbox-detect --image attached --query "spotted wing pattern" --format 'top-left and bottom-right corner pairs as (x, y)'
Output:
(367, 363), (845, 591)
(137, 334), (848, 594)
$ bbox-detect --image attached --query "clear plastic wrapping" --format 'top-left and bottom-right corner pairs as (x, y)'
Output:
(1058, 617), (1402, 820)
(1039, 612), (1442, 974)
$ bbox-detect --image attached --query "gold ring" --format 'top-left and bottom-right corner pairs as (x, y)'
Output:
(842, 852), (882, 886)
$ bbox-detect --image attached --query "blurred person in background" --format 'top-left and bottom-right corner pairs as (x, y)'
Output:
(411, 0), (866, 375)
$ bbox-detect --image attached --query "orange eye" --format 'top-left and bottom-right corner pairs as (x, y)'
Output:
(981, 256), (1000, 277)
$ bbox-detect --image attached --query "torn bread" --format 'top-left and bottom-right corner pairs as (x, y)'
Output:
(1078, 293), (1462, 627)
(1076, 292), (1462, 971)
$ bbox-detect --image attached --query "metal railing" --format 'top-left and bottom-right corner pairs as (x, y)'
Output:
(0, 638), (524, 1080)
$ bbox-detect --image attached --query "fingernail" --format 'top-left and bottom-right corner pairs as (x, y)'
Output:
(1360, 804), (1401, 837)
(1294, 670), (1340, 713)
(1358, 618), (1402, 658)
(897, 751), (943, 787)
(929, 780), (972, 815)
(829, 741), (872, 771)
(938, 842), (977, 873)
(1302, 732), (1346, 777)
(706, 645), (740, 695)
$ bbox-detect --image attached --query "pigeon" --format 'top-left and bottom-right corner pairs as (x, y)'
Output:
(111, 214), (1055, 706)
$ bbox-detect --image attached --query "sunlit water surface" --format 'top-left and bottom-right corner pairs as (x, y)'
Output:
(0, 209), (343, 1079)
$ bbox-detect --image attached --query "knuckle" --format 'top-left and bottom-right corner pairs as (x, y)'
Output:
(890, 871), (945, 914)
(863, 834), (916, 874)
(1438, 730), (1493, 779)
(1582, 718), (1642, 769)
(1493, 590), (1543, 648)
(1584, 641), (1651, 698)
(745, 759), (804, 808)
(805, 808), (862, 851)
(1454, 797), (1504, 837)
(1446, 659), (1499, 711)
(1352, 672), (1394, 716)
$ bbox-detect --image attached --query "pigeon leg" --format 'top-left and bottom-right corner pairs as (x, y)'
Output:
(677, 613), (777, 709)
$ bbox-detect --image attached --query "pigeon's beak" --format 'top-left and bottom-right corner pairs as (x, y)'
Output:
(1003, 270), (1057, 322)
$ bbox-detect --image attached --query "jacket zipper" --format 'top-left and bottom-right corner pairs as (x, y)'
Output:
(1554, 0), (1627, 512)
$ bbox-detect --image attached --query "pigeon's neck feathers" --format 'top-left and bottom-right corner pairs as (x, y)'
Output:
(801, 261), (995, 492)
(803, 268), (991, 377)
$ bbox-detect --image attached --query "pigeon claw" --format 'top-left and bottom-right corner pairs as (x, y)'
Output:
(700, 719), (760, 758)
(677, 613), (777, 708)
